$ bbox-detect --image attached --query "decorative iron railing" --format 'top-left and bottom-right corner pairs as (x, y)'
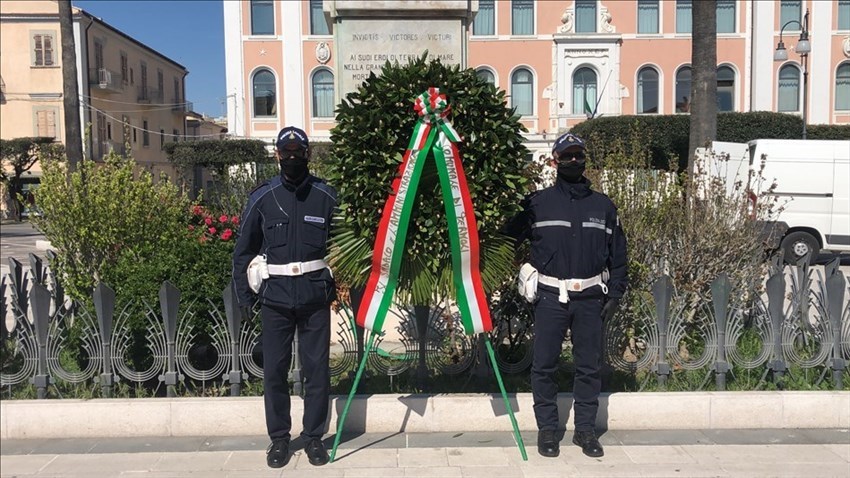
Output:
(1, 253), (847, 398)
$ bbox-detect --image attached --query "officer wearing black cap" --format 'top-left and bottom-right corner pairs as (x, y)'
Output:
(232, 126), (337, 468)
(503, 132), (627, 459)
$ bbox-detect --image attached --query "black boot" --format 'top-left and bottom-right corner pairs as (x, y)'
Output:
(572, 430), (604, 457)
(266, 439), (290, 468)
(537, 430), (560, 458)
(305, 438), (329, 466)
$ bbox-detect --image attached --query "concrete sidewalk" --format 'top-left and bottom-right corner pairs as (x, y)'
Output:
(1, 429), (848, 477)
(0, 221), (46, 277)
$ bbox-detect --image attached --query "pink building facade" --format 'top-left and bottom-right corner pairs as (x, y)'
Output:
(224, 0), (850, 158)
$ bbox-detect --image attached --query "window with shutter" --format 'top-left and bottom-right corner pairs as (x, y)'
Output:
(121, 53), (128, 84)
(44, 35), (53, 66)
(34, 35), (43, 66)
(32, 33), (55, 66)
(36, 110), (56, 138)
(31, 33), (54, 66)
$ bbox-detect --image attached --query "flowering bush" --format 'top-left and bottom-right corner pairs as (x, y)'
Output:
(189, 205), (239, 243)
(177, 204), (238, 334)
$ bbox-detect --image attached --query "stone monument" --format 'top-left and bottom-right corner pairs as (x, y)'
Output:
(325, 0), (477, 100)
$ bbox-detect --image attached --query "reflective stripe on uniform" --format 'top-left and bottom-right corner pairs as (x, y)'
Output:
(533, 220), (571, 228)
(581, 221), (613, 234)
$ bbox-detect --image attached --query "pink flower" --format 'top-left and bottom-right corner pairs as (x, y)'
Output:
(221, 229), (233, 241)
(231, 216), (240, 225)
(208, 227), (217, 235)
(188, 225), (195, 231)
(204, 217), (213, 226)
(192, 205), (203, 216)
(219, 214), (229, 223)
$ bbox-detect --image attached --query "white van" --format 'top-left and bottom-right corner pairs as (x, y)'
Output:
(705, 139), (850, 264)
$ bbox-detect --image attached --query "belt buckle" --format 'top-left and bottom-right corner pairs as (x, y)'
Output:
(572, 281), (581, 291)
(291, 263), (301, 275)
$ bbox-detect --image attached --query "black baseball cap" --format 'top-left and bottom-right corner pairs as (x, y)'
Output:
(552, 132), (586, 156)
(275, 126), (309, 152)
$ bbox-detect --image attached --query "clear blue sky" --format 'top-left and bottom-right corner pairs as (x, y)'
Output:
(75, 0), (225, 118)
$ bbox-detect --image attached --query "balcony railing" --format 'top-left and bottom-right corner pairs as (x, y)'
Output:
(137, 86), (163, 104)
(171, 100), (193, 113)
(96, 140), (127, 160)
(88, 68), (122, 93)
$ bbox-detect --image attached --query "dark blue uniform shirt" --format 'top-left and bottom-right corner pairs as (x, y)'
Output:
(503, 177), (628, 299)
(232, 174), (338, 308)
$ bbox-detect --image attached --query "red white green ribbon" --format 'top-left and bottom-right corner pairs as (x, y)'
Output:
(356, 87), (492, 336)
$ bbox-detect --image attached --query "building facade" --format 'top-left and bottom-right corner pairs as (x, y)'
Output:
(0, 0), (188, 180)
(186, 112), (228, 141)
(223, 0), (850, 159)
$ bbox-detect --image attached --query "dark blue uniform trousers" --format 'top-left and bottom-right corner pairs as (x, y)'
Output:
(261, 303), (330, 442)
(532, 288), (604, 432)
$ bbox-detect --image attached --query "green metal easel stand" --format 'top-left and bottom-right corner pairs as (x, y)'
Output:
(484, 336), (528, 461)
(329, 333), (375, 462)
(329, 333), (527, 462)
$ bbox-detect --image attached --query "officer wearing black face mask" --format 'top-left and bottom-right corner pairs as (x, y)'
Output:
(502, 132), (627, 459)
(232, 126), (337, 469)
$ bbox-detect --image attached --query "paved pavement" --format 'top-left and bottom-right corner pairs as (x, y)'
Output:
(0, 221), (46, 277)
(1, 429), (849, 477)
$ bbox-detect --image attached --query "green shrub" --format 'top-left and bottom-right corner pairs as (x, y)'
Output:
(715, 111), (802, 142)
(31, 153), (194, 303)
(808, 123), (850, 140)
(572, 115), (688, 170)
(571, 112), (850, 171)
(326, 55), (535, 305)
(31, 152), (241, 331)
(165, 138), (276, 215)
(164, 139), (270, 172)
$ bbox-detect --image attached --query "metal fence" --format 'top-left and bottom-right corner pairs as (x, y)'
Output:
(1, 253), (848, 398)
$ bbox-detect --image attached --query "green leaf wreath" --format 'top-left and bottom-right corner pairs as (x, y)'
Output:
(325, 55), (536, 306)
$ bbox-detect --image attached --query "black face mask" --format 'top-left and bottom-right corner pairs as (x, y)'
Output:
(280, 157), (309, 182)
(557, 160), (586, 182)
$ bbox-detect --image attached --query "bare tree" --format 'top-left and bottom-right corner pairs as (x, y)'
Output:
(688, 0), (717, 176)
(58, 0), (83, 172)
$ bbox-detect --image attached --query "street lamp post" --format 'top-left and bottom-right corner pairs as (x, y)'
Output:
(774, 8), (811, 139)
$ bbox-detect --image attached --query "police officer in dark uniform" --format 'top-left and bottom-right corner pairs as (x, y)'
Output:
(503, 132), (627, 459)
(232, 126), (337, 468)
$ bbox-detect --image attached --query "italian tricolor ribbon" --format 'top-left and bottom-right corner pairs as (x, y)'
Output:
(356, 87), (492, 336)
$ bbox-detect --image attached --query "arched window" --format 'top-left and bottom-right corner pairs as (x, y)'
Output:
(572, 67), (597, 115)
(637, 67), (659, 114)
(675, 66), (692, 113)
(777, 64), (800, 112)
(252, 69), (276, 117)
(717, 66), (735, 112)
(511, 68), (533, 116)
(476, 68), (495, 85)
(311, 69), (334, 118)
(835, 63), (850, 111)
